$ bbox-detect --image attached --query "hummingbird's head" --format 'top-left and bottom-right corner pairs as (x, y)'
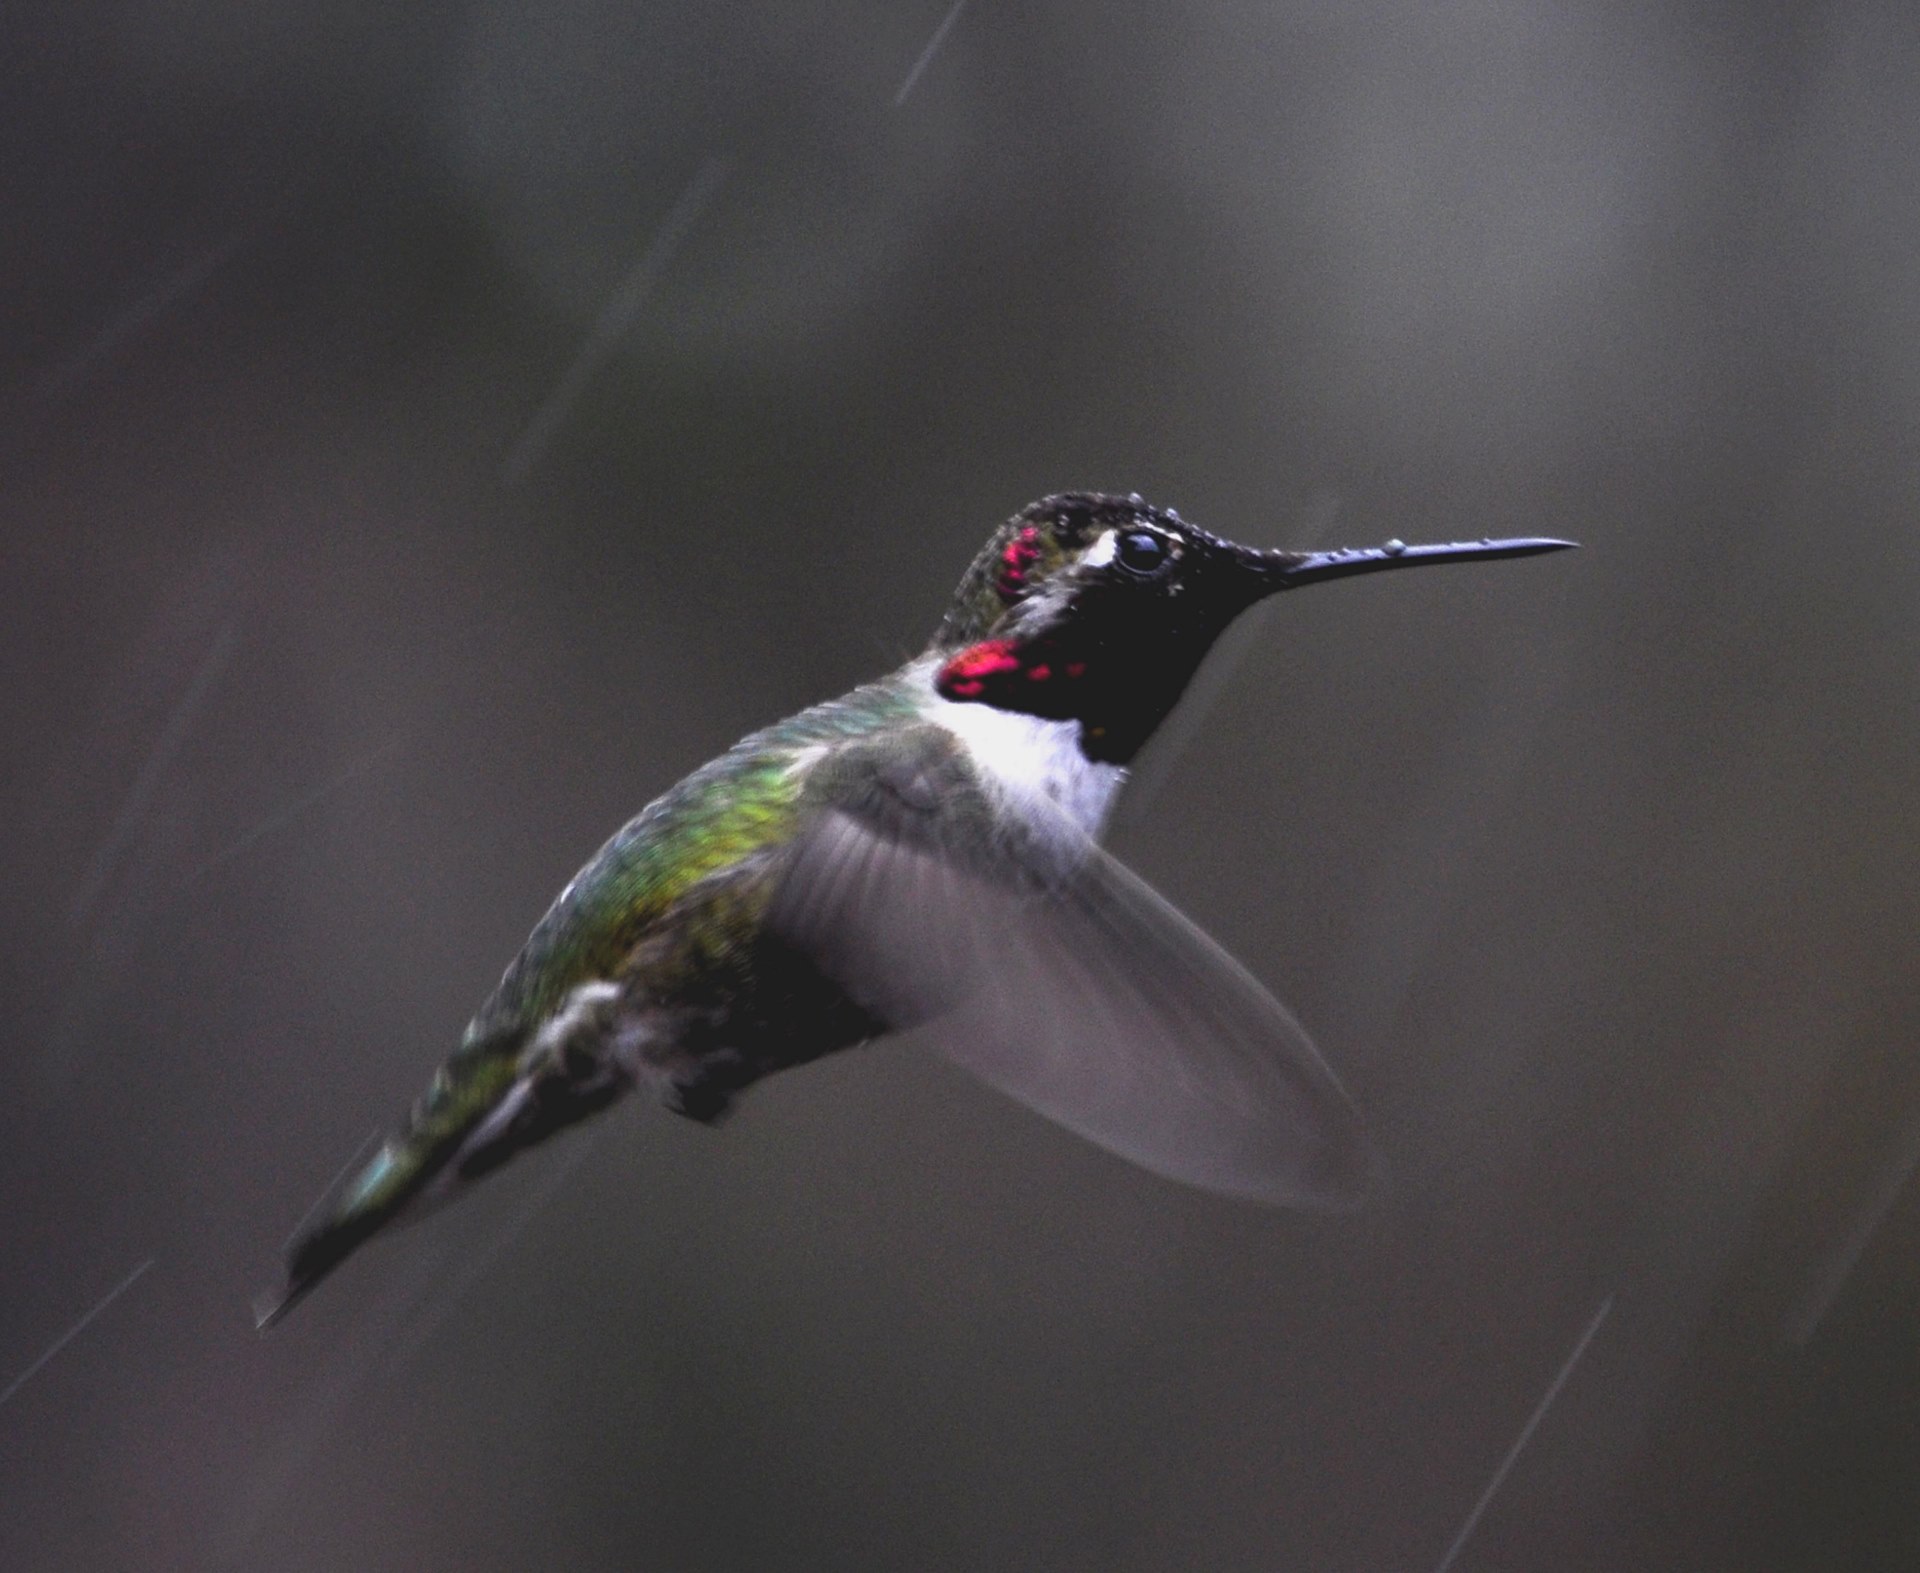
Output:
(930, 492), (1573, 764)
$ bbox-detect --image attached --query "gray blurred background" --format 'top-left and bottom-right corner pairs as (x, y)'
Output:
(5, 2), (1920, 1568)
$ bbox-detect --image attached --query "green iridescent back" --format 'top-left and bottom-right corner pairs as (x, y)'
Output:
(475, 675), (924, 1034)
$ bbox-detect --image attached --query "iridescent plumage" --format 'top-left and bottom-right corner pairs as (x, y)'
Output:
(260, 494), (1572, 1325)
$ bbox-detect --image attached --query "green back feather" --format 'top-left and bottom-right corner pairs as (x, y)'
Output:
(480, 675), (924, 1031)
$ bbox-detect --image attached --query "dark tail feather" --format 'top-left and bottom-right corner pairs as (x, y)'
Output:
(255, 1007), (628, 1329)
(254, 1190), (396, 1329)
(253, 1130), (450, 1330)
(255, 1022), (533, 1330)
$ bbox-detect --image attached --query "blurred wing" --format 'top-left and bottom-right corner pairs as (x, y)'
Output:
(770, 750), (1371, 1209)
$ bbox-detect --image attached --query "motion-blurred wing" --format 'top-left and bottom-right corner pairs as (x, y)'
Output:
(770, 753), (1371, 1209)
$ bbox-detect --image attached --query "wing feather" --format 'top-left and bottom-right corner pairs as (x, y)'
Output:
(769, 741), (1371, 1209)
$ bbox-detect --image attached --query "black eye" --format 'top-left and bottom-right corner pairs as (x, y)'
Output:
(1114, 530), (1169, 576)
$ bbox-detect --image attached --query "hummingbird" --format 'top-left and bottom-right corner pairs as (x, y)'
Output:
(258, 493), (1572, 1326)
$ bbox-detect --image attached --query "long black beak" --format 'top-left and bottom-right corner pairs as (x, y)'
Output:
(1248, 535), (1577, 591)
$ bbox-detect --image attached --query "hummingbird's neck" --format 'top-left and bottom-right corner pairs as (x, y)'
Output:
(925, 618), (1215, 766)
(913, 657), (1128, 839)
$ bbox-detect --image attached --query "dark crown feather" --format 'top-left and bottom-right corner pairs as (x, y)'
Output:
(932, 492), (1175, 650)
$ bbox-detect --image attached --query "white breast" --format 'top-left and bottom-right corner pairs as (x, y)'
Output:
(916, 661), (1125, 842)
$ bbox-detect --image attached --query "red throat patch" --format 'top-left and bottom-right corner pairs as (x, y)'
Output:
(936, 639), (1090, 703)
(935, 639), (1021, 699)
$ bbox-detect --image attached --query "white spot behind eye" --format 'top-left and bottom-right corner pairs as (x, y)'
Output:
(1081, 529), (1118, 569)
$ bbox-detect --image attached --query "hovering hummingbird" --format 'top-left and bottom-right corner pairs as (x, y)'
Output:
(259, 493), (1572, 1325)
